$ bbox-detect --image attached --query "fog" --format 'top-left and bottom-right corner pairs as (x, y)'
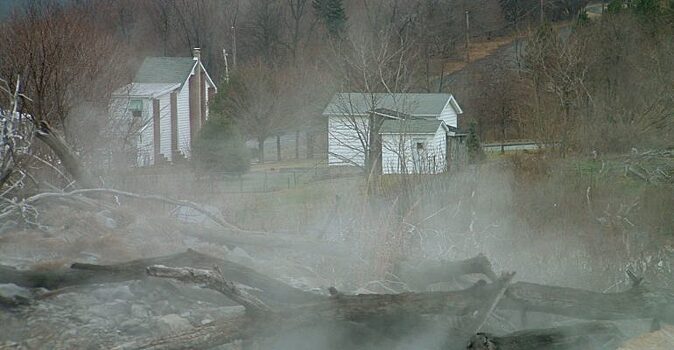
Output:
(1, 0), (674, 349)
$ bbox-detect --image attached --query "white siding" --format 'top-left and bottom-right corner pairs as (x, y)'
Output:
(137, 99), (154, 166)
(381, 134), (403, 174)
(177, 85), (191, 158)
(158, 93), (172, 162)
(438, 103), (458, 128)
(381, 129), (446, 175)
(328, 115), (369, 167)
(430, 126), (447, 173)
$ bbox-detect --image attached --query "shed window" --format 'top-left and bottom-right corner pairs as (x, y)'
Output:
(129, 99), (143, 119)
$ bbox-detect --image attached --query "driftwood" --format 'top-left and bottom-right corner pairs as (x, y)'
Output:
(467, 322), (624, 350)
(4, 251), (673, 323)
(0, 249), (322, 304)
(501, 280), (674, 324)
(5, 250), (674, 349)
(401, 255), (674, 324)
(396, 254), (499, 290)
(114, 266), (517, 350)
(147, 265), (272, 314)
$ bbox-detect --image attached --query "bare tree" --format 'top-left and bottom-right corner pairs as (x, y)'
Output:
(476, 61), (528, 149)
(0, 76), (33, 193)
(244, 0), (286, 65)
(285, 0), (316, 64)
(0, 2), (128, 145)
(326, 26), (421, 177)
(226, 63), (289, 163)
(521, 24), (592, 154)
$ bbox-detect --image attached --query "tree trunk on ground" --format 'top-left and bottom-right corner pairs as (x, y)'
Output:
(467, 322), (624, 350)
(4, 252), (673, 324)
(0, 250), (321, 304)
(5, 252), (674, 349)
(501, 280), (674, 324)
(396, 254), (498, 290)
(404, 255), (674, 324)
(114, 268), (516, 350)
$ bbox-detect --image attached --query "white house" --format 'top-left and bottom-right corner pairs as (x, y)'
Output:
(110, 48), (217, 167)
(321, 93), (464, 174)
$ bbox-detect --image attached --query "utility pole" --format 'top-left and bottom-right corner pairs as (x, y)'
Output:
(464, 10), (470, 63)
(223, 49), (230, 83)
(540, 0), (544, 24)
(231, 25), (237, 68)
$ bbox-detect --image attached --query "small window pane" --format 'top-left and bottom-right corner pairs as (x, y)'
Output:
(129, 99), (143, 111)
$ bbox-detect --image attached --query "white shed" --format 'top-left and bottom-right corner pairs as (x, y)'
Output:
(321, 92), (463, 173)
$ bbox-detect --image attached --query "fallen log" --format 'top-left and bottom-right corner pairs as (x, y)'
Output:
(396, 254), (498, 290)
(407, 256), (674, 324)
(459, 273), (514, 337)
(0, 249), (322, 304)
(115, 267), (516, 350)
(467, 322), (624, 350)
(147, 265), (272, 314)
(501, 280), (674, 324)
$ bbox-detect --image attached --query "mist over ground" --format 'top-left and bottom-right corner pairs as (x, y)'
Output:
(1, 0), (673, 349)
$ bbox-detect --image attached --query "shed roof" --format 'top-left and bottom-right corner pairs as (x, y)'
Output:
(323, 93), (460, 117)
(380, 119), (444, 134)
(134, 57), (197, 85)
(112, 83), (180, 98)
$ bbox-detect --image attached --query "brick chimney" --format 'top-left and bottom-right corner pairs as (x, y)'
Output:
(189, 48), (202, 147)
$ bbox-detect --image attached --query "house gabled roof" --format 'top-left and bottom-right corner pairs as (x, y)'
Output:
(133, 57), (217, 90)
(323, 93), (461, 117)
(380, 119), (445, 134)
(112, 83), (181, 98)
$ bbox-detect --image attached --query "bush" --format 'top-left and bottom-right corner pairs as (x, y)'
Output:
(466, 122), (485, 162)
(192, 114), (250, 175)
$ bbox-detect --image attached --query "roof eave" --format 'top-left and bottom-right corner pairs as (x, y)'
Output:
(380, 131), (436, 135)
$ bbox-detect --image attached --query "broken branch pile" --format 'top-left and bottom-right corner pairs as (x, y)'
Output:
(4, 250), (671, 349)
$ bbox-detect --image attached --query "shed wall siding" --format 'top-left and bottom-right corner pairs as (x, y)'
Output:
(328, 115), (368, 167)
(158, 93), (172, 162)
(381, 134), (402, 174)
(431, 127), (447, 173)
(382, 133), (437, 174)
(381, 130), (446, 174)
(137, 99), (154, 166)
(439, 104), (458, 128)
(177, 85), (191, 158)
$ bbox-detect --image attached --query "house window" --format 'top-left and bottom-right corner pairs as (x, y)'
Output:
(416, 142), (424, 151)
(129, 99), (143, 119)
